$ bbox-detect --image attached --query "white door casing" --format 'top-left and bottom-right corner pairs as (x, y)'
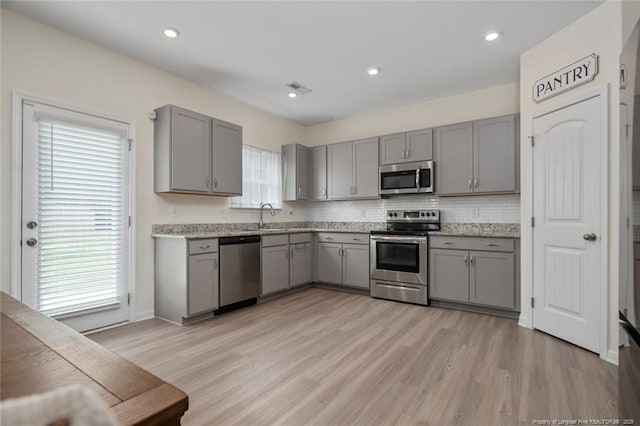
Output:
(532, 94), (603, 353)
(20, 98), (132, 333)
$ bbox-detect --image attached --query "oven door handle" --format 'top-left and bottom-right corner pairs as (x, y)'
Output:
(370, 235), (427, 244)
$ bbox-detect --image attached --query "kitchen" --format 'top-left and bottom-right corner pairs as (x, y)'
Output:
(1, 3), (632, 423)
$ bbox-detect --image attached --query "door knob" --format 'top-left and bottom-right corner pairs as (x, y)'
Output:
(26, 238), (38, 247)
(26, 221), (38, 229)
(583, 233), (597, 242)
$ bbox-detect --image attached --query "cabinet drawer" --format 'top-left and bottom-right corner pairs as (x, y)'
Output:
(188, 238), (218, 254)
(262, 234), (289, 247)
(290, 233), (312, 244)
(317, 232), (368, 245)
(430, 236), (514, 252)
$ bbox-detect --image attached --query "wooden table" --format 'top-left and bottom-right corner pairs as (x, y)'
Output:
(0, 292), (188, 425)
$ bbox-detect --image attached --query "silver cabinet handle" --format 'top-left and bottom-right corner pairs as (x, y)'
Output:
(325, 237), (334, 240)
(199, 244), (210, 249)
(297, 187), (301, 196)
(353, 237), (362, 241)
(214, 258), (218, 270)
(337, 248), (342, 256)
(486, 243), (499, 247)
(442, 242), (454, 245)
(470, 256), (474, 266)
(205, 176), (210, 188)
(405, 149), (410, 159)
(322, 188), (327, 197)
(26, 238), (38, 247)
(474, 178), (478, 188)
(468, 179), (472, 189)
(290, 248), (294, 258)
(464, 256), (468, 265)
(583, 233), (597, 242)
(342, 248), (346, 257)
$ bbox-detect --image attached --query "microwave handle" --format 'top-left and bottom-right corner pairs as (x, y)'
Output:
(416, 168), (420, 190)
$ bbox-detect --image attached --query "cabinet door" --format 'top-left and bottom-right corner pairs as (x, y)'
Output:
(435, 122), (473, 195)
(342, 243), (370, 289)
(353, 138), (379, 198)
(469, 251), (515, 309)
(261, 245), (289, 295)
(171, 107), (211, 193)
(282, 144), (297, 201)
(296, 145), (309, 199)
(311, 146), (328, 200)
(429, 249), (469, 302)
(212, 119), (242, 195)
(188, 252), (218, 315)
(290, 243), (313, 287)
(406, 128), (433, 162)
(379, 133), (406, 165)
(316, 242), (343, 284)
(473, 115), (516, 193)
(327, 142), (353, 199)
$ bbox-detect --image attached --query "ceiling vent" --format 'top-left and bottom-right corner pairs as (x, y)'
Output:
(286, 82), (312, 95)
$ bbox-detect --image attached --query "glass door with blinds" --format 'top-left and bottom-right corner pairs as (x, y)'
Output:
(21, 101), (131, 332)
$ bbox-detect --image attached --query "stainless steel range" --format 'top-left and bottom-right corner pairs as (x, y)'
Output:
(369, 209), (440, 305)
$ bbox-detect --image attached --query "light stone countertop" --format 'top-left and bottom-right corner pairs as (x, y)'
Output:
(152, 221), (520, 239)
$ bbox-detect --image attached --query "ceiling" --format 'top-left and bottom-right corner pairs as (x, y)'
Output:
(3, 1), (603, 126)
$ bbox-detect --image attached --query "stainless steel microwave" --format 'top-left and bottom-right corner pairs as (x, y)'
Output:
(379, 161), (434, 195)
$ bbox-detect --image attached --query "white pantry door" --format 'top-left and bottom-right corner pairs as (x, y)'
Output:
(21, 100), (131, 332)
(532, 94), (602, 353)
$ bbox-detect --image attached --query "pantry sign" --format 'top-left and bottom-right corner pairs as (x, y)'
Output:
(533, 54), (599, 103)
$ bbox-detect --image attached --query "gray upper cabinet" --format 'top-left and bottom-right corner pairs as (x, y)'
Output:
(155, 105), (211, 194)
(211, 119), (242, 195)
(435, 122), (474, 195)
(473, 115), (517, 193)
(379, 133), (406, 165)
(328, 138), (379, 200)
(282, 144), (309, 201)
(327, 142), (354, 200)
(154, 104), (242, 196)
(380, 129), (433, 165)
(435, 114), (518, 196)
(311, 145), (328, 201)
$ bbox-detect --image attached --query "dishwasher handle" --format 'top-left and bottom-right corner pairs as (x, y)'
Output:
(219, 235), (261, 245)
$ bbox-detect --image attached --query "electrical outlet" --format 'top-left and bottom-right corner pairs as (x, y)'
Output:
(361, 209), (366, 218)
(288, 207), (294, 216)
(471, 207), (479, 218)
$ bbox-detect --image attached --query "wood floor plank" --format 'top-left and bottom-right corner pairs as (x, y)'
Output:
(90, 288), (617, 425)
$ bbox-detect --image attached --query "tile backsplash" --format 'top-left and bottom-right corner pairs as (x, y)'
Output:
(306, 194), (521, 223)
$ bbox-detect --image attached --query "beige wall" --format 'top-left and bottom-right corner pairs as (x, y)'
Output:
(519, 1), (625, 363)
(0, 9), (306, 317)
(304, 82), (519, 146)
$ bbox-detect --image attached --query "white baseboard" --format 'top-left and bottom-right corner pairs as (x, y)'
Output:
(518, 314), (530, 328)
(603, 348), (618, 366)
(136, 310), (155, 322)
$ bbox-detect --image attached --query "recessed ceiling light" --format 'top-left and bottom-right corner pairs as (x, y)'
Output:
(288, 92), (298, 98)
(368, 67), (381, 76)
(484, 31), (500, 42)
(164, 27), (180, 38)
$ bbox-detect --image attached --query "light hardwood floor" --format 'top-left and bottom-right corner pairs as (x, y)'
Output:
(90, 288), (617, 425)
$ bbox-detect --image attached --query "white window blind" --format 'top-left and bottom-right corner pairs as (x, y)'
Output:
(231, 144), (282, 209)
(36, 119), (126, 317)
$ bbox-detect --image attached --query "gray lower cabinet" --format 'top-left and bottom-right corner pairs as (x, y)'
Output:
(327, 138), (379, 200)
(435, 114), (518, 195)
(311, 145), (328, 200)
(316, 233), (369, 289)
(379, 128), (433, 165)
(262, 233), (313, 295)
(155, 237), (219, 325)
(154, 104), (242, 196)
(429, 236), (518, 311)
(282, 143), (309, 201)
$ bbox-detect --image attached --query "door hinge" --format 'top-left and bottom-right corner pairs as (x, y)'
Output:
(127, 293), (131, 305)
(128, 216), (131, 228)
(528, 136), (534, 147)
(627, 124), (631, 138)
(628, 217), (630, 229)
(531, 297), (535, 308)
(531, 217), (535, 227)
(127, 138), (133, 151)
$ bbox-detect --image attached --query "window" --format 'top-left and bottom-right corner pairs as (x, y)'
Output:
(231, 144), (282, 209)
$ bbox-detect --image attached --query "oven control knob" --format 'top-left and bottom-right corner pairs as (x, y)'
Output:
(431, 212), (436, 217)
(393, 213), (398, 217)
(421, 212), (426, 217)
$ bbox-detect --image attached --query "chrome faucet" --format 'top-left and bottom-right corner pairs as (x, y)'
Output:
(259, 203), (276, 229)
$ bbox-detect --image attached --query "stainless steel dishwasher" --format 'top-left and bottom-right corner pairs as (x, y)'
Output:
(218, 235), (261, 310)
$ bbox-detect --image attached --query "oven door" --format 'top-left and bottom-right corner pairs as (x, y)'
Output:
(370, 235), (427, 285)
(379, 166), (418, 195)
